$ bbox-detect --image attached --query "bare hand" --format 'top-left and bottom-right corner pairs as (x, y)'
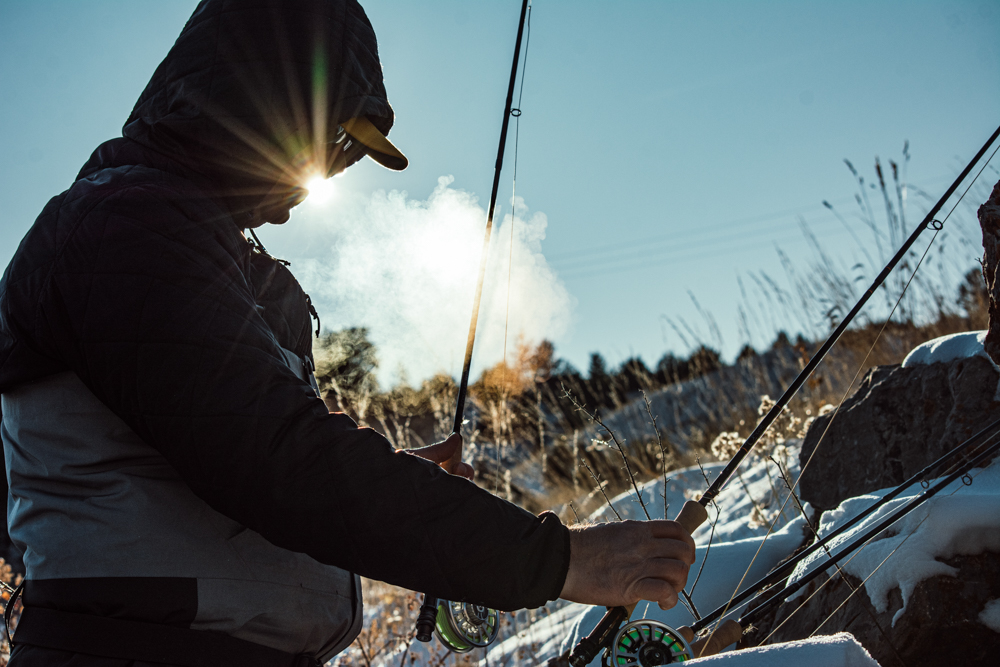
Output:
(559, 520), (696, 610)
(405, 433), (475, 480)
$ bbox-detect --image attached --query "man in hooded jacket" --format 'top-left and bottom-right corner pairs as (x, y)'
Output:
(0, 1), (696, 664)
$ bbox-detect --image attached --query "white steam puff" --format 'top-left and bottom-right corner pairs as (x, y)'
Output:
(291, 176), (574, 385)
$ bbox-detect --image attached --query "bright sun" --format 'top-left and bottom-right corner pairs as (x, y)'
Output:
(305, 175), (335, 205)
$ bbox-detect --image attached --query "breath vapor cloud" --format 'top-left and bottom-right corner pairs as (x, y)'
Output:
(290, 176), (573, 386)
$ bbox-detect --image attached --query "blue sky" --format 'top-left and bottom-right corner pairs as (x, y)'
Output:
(1, 1), (998, 382)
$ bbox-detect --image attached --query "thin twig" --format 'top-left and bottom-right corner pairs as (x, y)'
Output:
(641, 390), (671, 518)
(581, 458), (622, 521)
(695, 457), (713, 489)
(736, 469), (772, 528)
(568, 501), (581, 524)
(563, 385), (651, 520)
(397, 628), (417, 667)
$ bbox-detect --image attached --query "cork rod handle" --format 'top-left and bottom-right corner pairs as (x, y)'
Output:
(675, 500), (708, 534)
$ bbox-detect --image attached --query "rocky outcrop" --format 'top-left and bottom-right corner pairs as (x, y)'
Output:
(798, 354), (1000, 511)
(742, 550), (1000, 667)
(979, 179), (1000, 365)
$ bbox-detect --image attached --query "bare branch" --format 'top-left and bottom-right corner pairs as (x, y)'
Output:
(562, 384), (651, 520)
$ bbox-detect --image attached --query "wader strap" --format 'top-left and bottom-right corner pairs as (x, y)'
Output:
(13, 606), (321, 667)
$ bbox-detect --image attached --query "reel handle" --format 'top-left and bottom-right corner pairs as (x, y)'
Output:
(415, 595), (439, 642)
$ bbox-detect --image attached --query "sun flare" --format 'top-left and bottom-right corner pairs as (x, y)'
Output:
(305, 175), (336, 205)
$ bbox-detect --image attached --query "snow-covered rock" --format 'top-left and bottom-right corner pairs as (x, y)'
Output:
(790, 458), (1000, 624)
(900, 330), (995, 368)
(688, 632), (878, 666)
(979, 598), (1000, 633)
(747, 457), (1000, 667)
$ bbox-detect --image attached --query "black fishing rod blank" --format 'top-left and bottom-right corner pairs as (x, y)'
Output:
(450, 0), (531, 437)
(692, 413), (1000, 632)
(414, 0), (531, 648)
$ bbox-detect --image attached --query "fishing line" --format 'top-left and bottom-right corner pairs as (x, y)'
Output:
(703, 219), (946, 649)
(759, 525), (901, 645)
(567, 130), (998, 666)
(686, 500), (721, 599)
(807, 471), (983, 639)
(496, 0), (532, 497)
(753, 433), (1000, 663)
(695, 412), (1000, 635)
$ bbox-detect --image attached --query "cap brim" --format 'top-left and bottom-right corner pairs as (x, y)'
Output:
(340, 116), (408, 171)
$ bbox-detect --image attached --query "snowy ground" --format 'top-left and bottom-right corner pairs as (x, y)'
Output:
(485, 443), (821, 666)
(481, 453), (1000, 666)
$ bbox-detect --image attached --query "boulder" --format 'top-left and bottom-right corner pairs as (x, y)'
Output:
(742, 550), (1000, 667)
(798, 354), (1000, 511)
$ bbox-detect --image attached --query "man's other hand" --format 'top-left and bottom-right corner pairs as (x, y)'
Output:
(560, 520), (696, 610)
(405, 433), (475, 480)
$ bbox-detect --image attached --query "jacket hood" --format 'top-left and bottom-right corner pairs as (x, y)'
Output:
(122, 0), (394, 199)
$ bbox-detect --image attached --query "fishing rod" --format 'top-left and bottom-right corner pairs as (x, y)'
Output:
(566, 122), (1000, 667)
(413, 0), (531, 650)
(692, 412), (1000, 633)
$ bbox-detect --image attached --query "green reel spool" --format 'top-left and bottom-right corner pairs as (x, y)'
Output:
(433, 600), (501, 653)
(603, 620), (693, 666)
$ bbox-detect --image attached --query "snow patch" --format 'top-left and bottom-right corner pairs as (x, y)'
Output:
(685, 632), (879, 666)
(487, 447), (810, 666)
(789, 458), (1000, 626)
(980, 598), (1000, 633)
(901, 330), (994, 369)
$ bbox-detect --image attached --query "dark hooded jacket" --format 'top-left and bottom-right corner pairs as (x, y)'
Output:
(0, 0), (569, 661)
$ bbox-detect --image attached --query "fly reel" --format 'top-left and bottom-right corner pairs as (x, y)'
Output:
(433, 600), (501, 653)
(602, 620), (693, 666)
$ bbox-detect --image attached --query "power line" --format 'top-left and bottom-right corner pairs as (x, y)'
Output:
(545, 172), (960, 271)
(557, 216), (849, 280)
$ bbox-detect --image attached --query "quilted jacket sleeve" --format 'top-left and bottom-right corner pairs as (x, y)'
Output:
(14, 178), (569, 611)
